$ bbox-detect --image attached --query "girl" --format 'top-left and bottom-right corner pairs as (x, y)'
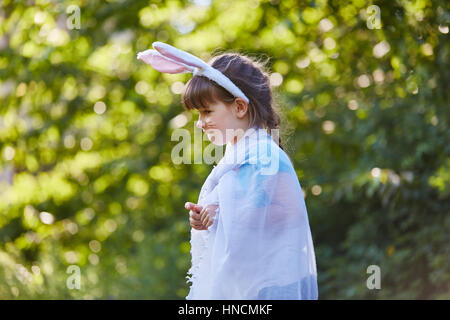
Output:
(137, 42), (318, 300)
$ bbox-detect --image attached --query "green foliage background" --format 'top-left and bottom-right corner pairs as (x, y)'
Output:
(0, 0), (448, 299)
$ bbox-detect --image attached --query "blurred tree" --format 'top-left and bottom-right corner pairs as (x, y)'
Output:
(0, 0), (448, 299)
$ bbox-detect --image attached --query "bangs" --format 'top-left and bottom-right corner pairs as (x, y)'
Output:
(182, 76), (224, 111)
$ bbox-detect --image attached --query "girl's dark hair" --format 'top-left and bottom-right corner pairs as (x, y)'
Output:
(181, 51), (287, 152)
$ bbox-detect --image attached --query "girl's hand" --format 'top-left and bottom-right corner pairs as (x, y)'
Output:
(199, 204), (219, 229)
(185, 202), (206, 230)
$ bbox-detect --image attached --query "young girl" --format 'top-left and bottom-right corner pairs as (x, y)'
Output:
(137, 42), (318, 300)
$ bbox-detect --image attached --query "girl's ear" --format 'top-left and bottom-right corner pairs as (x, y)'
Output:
(234, 98), (248, 118)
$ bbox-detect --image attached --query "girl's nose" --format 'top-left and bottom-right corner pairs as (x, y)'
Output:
(196, 119), (204, 130)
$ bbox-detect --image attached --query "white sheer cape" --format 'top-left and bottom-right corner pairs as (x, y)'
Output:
(185, 126), (318, 300)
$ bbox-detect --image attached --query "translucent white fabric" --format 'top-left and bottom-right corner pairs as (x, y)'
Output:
(185, 126), (318, 300)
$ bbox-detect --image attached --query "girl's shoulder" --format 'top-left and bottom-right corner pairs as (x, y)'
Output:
(241, 138), (295, 176)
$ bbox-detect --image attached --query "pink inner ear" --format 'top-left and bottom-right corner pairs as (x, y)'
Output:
(138, 51), (192, 74)
(150, 55), (191, 74)
(153, 42), (205, 69)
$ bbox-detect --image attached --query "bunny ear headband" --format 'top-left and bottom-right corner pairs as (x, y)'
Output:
(136, 42), (249, 104)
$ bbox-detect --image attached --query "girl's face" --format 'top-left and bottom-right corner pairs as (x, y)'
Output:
(195, 99), (249, 146)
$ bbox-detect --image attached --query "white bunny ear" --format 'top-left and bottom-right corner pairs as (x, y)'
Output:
(152, 41), (210, 70)
(137, 42), (250, 104)
(137, 49), (194, 74)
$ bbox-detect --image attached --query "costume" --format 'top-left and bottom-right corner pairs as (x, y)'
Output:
(137, 42), (249, 103)
(137, 42), (318, 300)
(186, 126), (318, 299)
